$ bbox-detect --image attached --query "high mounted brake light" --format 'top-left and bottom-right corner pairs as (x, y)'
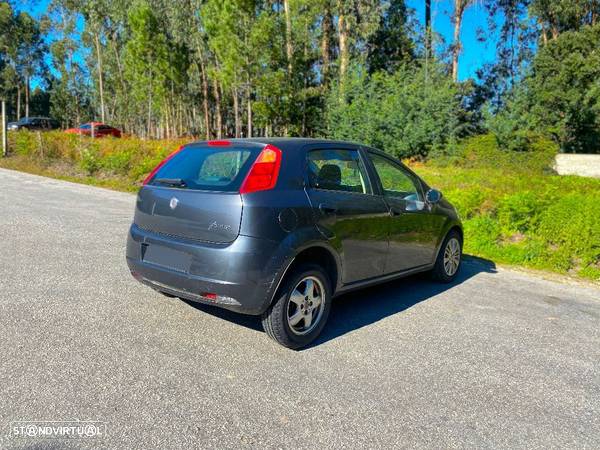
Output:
(239, 144), (282, 194)
(142, 145), (185, 185)
(207, 140), (232, 147)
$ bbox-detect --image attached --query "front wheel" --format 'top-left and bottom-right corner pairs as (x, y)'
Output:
(261, 264), (332, 349)
(431, 230), (463, 283)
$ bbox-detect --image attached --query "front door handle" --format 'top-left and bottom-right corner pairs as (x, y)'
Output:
(319, 204), (338, 215)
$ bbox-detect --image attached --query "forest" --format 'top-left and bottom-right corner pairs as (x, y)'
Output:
(1, 0), (600, 156)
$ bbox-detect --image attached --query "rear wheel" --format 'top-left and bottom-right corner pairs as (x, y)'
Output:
(262, 264), (332, 349)
(431, 230), (462, 282)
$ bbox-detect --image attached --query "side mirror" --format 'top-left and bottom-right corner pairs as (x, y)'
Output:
(426, 189), (442, 204)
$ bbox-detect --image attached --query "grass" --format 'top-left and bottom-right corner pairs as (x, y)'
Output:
(411, 134), (600, 281)
(1, 130), (599, 281)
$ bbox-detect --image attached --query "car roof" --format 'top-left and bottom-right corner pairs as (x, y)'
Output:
(188, 137), (365, 151)
(20, 116), (52, 121)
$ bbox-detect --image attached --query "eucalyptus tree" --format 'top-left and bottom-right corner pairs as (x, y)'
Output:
(0, 3), (46, 119)
(451, 0), (475, 81)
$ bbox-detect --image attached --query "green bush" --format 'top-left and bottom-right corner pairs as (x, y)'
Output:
(431, 133), (558, 173)
(536, 193), (600, 269)
(79, 148), (101, 175)
(496, 191), (545, 235)
(326, 62), (464, 159)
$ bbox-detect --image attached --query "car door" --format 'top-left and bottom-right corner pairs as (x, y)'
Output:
(26, 119), (40, 130)
(304, 146), (389, 284)
(366, 151), (439, 273)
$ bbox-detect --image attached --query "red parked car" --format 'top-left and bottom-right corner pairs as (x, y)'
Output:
(64, 122), (122, 138)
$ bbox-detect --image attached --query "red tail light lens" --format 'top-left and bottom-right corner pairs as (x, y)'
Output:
(142, 145), (185, 185)
(207, 140), (232, 147)
(240, 144), (282, 194)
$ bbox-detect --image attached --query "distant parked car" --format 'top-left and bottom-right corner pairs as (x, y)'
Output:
(7, 117), (60, 131)
(64, 122), (122, 138)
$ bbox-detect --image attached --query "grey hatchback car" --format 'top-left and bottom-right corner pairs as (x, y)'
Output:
(126, 138), (463, 349)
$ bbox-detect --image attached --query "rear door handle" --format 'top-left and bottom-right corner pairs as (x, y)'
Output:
(319, 204), (338, 215)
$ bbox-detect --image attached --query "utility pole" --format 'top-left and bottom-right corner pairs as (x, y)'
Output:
(2, 100), (7, 157)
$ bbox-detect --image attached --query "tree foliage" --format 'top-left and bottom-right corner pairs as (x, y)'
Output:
(2, 0), (600, 155)
(327, 62), (464, 158)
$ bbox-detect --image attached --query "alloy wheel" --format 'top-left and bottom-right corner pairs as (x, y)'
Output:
(443, 237), (461, 276)
(287, 276), (325, 335)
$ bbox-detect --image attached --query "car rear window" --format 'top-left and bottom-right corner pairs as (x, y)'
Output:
(149, 146), (260, 192)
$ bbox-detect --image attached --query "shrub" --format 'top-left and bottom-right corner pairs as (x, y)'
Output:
(431, 133), (558, 173)
(326, 62), (464, 159)
(536, 193), (600, 271)
(79, 148), (101, 175)
(496, 191), (545, 235)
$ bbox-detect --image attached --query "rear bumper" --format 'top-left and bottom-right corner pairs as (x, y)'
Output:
(126, 224), (288, 315)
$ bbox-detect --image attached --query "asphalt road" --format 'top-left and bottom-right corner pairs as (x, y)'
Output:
(0, 167), (599, 449)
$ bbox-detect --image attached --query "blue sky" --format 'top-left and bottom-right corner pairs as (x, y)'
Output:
(408, 0), (500, 80)
(19, 0), (499, 82)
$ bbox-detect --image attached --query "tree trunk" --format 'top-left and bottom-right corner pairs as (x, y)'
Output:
(540, 20), (549, 46)
(16, 84), (21, 121)
(212, 78), (222, 139)
(452, 0), (467, 82)
(321, 6), (332, 84)
(199, 59), (211, 140)
(284, 0), (293, 74)
(246, 82), (252, 138)
(25, 76), (30, 118)
(425, 0), (432, 58)
(233, 85), (241, 138)
(302, 24), (308, 135)
(337, 6), (349, 84)
(147, 85), (153, 139)
(94, 34), (106, 123)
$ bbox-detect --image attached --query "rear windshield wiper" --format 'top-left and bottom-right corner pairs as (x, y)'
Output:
(154, 178), (187, 187)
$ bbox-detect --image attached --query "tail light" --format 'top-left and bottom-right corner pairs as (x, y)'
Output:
(142, 145), (185, 185)
(207, 140), (232, 147)
(240, 144), (282, 194)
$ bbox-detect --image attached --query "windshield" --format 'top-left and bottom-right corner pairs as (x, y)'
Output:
(148, 146), (260, 192)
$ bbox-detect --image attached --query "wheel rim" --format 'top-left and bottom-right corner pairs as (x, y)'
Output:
(443, 238), (461, 276)
(287, 276), (325, 336)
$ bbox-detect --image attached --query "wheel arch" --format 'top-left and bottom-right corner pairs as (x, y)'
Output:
(269, 243), (341, 307)
(433, 219), (464, 260)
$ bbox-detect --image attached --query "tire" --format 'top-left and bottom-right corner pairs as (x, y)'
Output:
(431, 229), (463, 283)
(261, 264), (332, 350)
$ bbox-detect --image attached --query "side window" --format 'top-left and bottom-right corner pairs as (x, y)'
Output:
(369, 153), (424, 210)
(307, 149), (371, 194)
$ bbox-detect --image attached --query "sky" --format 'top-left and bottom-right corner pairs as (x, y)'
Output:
(408, 0), (501, 80)
(18, 0), (501, 82)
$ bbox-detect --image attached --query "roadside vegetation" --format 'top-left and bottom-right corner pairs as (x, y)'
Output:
(2, 131), (599, 281)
